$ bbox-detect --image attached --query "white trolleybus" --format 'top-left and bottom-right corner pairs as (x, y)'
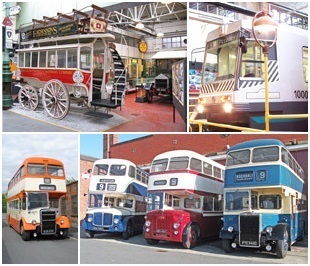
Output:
(144, 150), (225, 249)
(191, 19), (308, 131)
(15, 5), (126, 119)
(221, 139), (307, 258)
(82, 158), (149, 239)
(6, 157), (70, 241)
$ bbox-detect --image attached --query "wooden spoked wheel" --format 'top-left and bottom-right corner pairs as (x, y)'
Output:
(42, 79), (70, 120)
(18, 85), (39, 110)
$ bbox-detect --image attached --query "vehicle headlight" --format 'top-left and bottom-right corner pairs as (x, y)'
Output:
(60, 219), (64, 224)
(87, 214), (93, 223)
(197, 104), (204, 113)
(266, 226), (273, 234)
(173, 222), (180, 229)
(114, 218), (120, 224)
(228, 226), (234, 233)
(223, 102), (233, 113)
(145, 220), (151, 227)
(32, 220), (37, 225)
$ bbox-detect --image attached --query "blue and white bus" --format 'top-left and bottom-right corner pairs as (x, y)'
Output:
(82, 158), (149, 239)
(221, 139), (307, 258)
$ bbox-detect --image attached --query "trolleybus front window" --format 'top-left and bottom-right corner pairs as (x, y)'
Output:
(28, 192), (48, 210)
(225, 191), (250, 211)
(240, 41), (264, 78)
(203, 40), (238, 84)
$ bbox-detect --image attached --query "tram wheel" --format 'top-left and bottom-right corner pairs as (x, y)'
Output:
(18, 85), (39, 111)
(42, 79), (70, 120)
(276, 229), (289, 258)
(20, 224), (30, 241)
(182, 224), (198, 249)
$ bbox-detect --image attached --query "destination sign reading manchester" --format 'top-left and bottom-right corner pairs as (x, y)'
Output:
(21, 21), (79, 41)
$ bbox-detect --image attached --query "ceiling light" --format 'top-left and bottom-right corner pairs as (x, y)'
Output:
(157, 32), (164, 37)
(135, 22), (144, 29)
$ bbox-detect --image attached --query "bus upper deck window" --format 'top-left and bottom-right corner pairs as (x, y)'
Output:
(28, 163), (46, 175)
(48, 165), (64, 176)
(169, 156), (189, 170)
(252, 146), (279, 163)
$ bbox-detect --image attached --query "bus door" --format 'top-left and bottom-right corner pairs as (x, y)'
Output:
(290, 195), (297, 241)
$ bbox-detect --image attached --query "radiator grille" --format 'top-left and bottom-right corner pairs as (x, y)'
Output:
(41, 210), (56, 235)
(239, 214), (260, 247)
(93, 212), (113, 226)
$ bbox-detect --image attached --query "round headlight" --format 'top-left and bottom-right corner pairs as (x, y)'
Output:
(266, 226), (273, 234)
(173, 222), (180, 229)
(87, 215), (93, 223)
(145, 220), (151, 227)
(32, 220), (37, 225)
(223, 102), (233, 113)
(197, 104), (204, 113)
(114, 218), (119, 224)
(228, 226), (234, 233)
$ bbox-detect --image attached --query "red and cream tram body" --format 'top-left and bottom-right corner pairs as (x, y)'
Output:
(144, 150), (225, 249)
(16, 5), (126, 119)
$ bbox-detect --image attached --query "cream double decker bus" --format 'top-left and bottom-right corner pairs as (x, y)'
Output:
(82, 158), (149, 239)
(6, 157), (71, 241)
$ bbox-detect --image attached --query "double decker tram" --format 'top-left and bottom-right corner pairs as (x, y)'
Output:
(221, 139), (307, 258)
(15, 5), (126, 119)
(144, 150), (225, 249)
(6, 157), (71, 241)
(82, 158), (149, 239)
(191, 19), (308, 131)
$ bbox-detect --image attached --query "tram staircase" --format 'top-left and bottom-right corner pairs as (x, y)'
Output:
(90, 48), (126, 116)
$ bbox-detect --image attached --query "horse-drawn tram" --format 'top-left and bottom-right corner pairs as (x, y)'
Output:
(16, 5), (126, 119)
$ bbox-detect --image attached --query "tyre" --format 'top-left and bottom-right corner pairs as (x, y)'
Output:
(20, 225), (30, 241)
(182, 225), (198, 249)
(222, 239), (235, 253)
(85, 230), (95, 238)
(145, 238), (159, 245)
(276, 229), (289, 258)
(122, 222), (133, 240)
(58, 228), (68, 239)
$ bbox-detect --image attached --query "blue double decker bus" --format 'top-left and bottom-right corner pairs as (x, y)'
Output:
(221, 139), (307, 258)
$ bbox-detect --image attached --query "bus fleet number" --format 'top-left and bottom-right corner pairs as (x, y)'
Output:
(294, 90), (308, 99)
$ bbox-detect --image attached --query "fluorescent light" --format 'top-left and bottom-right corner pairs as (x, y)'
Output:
(156, 32), (164, 37)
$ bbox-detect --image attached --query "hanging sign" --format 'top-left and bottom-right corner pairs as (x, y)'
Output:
(138, 41), (148, 53)
(6, 26), (13, 49)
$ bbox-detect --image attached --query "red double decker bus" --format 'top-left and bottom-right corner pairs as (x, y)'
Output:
(144, 150), (224, 249)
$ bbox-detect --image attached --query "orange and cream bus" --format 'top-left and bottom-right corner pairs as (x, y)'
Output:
(6, 157), (71, 241)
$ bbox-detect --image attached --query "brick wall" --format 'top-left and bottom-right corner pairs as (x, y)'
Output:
(80, 155), (98, 222)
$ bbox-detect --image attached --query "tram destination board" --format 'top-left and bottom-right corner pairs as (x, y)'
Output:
(21, 21), (79, 42)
